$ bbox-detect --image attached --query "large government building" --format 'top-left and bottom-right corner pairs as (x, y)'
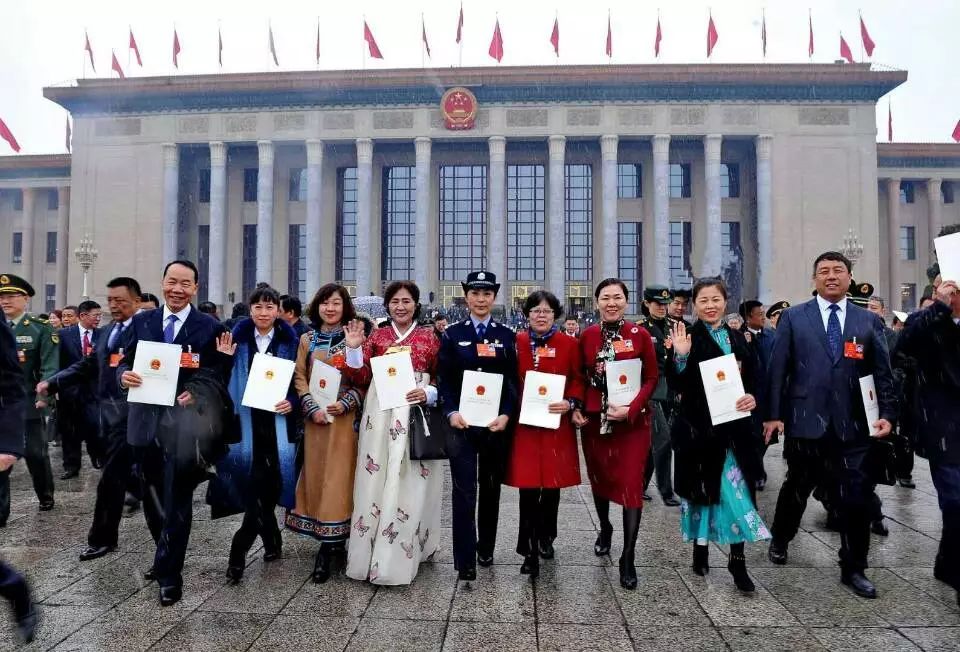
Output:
(1, 63), (959, 316)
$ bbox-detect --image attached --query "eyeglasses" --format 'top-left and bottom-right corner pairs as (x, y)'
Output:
(529, 309), (553, 316)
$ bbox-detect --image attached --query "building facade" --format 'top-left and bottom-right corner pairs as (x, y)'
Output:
(3, 63), (958, 315)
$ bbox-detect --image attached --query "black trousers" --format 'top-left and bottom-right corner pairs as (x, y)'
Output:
(516, 488), (561, 556)
(87, 418), (133, 548)
(59, 399), (102, 473)
(771, 431), (872, 573)
(448, 427), (509, 571)
(930, 461), (960, 591)
(230, 412), (282, 562)
(894, 434), (915, 480)
(643, 401), (674, 497)
(23, 419), (54, 504)
(0, 559), (30, 618)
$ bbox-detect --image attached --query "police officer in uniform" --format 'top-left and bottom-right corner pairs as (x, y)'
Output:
(766, 301), (790, 329)
(640, 285), (681, 506)
(0, 274), (57, 514)
(437, 271), (519, 581)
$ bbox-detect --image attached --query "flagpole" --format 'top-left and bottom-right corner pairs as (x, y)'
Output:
(761, 9), (765, 61)
(127, 25), (131, 71)
(82, 29), (87, 80)
(858, 9), (863, 62)
(808, 9), (812, 62)
(421, 13), (425, 69)
(458, 1), (463, 68)
(362, 16), (366, 71)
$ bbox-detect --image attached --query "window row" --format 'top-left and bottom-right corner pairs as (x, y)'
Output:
(9, 231), (59, 264)
(0, 189), (60, 211)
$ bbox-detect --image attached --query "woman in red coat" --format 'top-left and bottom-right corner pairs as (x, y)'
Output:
(506, 291), (585, 580)
(574, 278), (659, 590)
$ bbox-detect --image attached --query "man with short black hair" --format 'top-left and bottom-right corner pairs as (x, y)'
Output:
(562, 317), (580, 338)
(279, 294), (309, 339)
(57, 299), (103, 478)
(139, 293), (160, 310)
(60, 305), (79, 328)
(198, 301), (219, 320)
(740, 299), (777, 489)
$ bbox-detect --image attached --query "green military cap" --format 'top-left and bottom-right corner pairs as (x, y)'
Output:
(643, 285), (673, 304)
(766, 300), (790, 319)
(0, 273), (35, 297)
(846, 280), (875, 307)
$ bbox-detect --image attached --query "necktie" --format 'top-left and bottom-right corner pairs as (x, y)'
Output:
(476, 322), (486, 341)
(163, 315), (178, 344)
(7, 321), (13, 330)
(107, 323), (124, 350)
(82, 331), (92, 356)
(826, 304), (842, 361)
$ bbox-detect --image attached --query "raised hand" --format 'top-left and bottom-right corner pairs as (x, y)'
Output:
(670, 321), (692, 357)
(344, 319), (367, 349)
(216, 332), (236, 356)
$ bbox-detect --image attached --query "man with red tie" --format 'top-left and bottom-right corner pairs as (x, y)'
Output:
(57, 299), (103, 479)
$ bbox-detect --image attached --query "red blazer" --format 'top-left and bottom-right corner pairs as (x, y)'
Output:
(579, 321), (659, 424)
(506, 330), (584, 489)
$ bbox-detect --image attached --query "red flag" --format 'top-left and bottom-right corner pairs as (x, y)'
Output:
(808, 12), (814, 58)
(219, 27), (223, 67)
(605, 14), (612, 58)
(654, 17), (662, 57)
(456, 4), (464, 44)
(839, 33), (854, 64)
(761, 11), (767, 57)
(860, 16), (875, 57)
(550, 18), (559, 57)
(952, 120), (960, 143)
(0, 118), (21, 153)
(129, 29), (142, 67)
(489, 19), (503, 62)
(173, 29), (181, 68)
(84, 30), (96, 72)
(422, 17), (431, 58)
(111, 50), (125, 78)
(65, 116), (71, 153)
(364, 21), (384, 59)
(887, 102), (893, 142)
(707, 14), (719, 58)
(268, 24), (279, 66)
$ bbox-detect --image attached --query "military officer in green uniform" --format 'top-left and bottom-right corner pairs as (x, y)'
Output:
(0, 273), (57, 515)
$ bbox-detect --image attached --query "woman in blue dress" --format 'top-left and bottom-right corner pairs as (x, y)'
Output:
(667, 278), (770, 592)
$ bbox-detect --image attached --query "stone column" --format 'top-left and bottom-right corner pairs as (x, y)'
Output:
(161, 143), (179, 265)
(600, 135), (619, 281)
(927, 178), (943, 256)
(305, 139), (324, 296)
(20, 188), (35, 282)
(886, 178), (901, 305)
(652, 135), (671, 285)
(55, 187), (70, 305)
(208, 141), (227, 307)
(414, 137), (432, 293)
(355, 138), (374, 296)
(487, 136), (507, 291)
(755, 135), (773, 303)
(547, 135), (567, 296)
(701, 134), (723, 277)
(255, 141), (275, 285)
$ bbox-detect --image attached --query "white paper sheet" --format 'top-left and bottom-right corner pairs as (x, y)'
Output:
(934, 231), (960, 284)
(859, 374), (881, 437)
(309, 359), (342, 421)
(604, 359), (642, 406)
(459, 370), (504, 427)
(698, 353), (751, 426)
(127, 341), (183, 407)
(370, 350), (418, 411)
(241, 353), (295, 413)
(518, 371), (567, 429)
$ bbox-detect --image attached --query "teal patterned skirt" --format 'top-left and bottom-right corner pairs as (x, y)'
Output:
(679, 450), (772, 545)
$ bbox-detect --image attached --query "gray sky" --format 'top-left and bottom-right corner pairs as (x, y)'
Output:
(2, 0), (958, 155)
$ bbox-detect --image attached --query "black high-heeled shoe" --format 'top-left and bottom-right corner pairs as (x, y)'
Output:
(692, 544), (710, 576)
(594, 524), (613, 556)
(520, 554), (540, 580)
(312, 548), (331, 584)
(727, 554), (755, 593)
(618, 555), (638, 590)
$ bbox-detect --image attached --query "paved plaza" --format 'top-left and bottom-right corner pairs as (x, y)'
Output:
(0, 442), (957, 651)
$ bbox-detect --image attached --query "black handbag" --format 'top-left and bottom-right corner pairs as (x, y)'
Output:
(866, 437), (897, 486)
(409, 404), (449, 460)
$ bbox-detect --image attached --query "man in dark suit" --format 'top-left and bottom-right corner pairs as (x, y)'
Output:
(764, 251), (897, 599)
(117, 260), (229, 606)
(40, 278), (143, 562)
(437, 271), (518, 581)
(740, 299), (777, 490)
(280, 294), (310, 340)
(57, 299), (103, 478)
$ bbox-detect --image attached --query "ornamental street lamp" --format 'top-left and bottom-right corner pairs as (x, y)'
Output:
(840, 228), (864, 268)
(74, 234), (98, 300)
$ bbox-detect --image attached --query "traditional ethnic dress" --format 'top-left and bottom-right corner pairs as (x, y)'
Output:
(344, 324), (442, 585)
(285, 328), (364, 544)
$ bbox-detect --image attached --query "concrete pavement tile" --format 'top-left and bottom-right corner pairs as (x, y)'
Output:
(889, 567), (960, 611)
(151, 611), (273, 651)
(43, 553), (152, 608)
(739, 531), (840, 568)
(249, 615), (359, 651)
(365, 563), (456, 620)
(866, 568), (960, 627)
(449, 564), (534, 623)
(0, 605), (101, 652)
(535, 565), (621, 625)
(604, 565), (710, 627)
(750, 567), (887, 626)
(538, 623), (633, 652)
(628, 625), (727, 651)
(898, 626), (960, 651)
(197, 556), (311, 614)
(720, 626), (828, 651)
(282, 567), (378, 617)
(344, 617), (445, 652)
(679, 564), (800, 627)
(50, 603), (184, 652)
(442, 621), (537, 652)
(809, 626), (921, 651)
(118, 555), (231, 613)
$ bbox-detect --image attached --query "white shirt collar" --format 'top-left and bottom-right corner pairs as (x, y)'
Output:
(816, 295), (847, 313)
(255, 328), (275, 341)
(162, 303), (192, 324)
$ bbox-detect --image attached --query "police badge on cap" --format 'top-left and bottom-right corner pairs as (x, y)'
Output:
(0, 273), (35, 297)
(462, 271), (501, 294)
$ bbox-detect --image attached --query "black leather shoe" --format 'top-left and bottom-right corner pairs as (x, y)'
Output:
(59, 469), (79, 480)
(520, 554), (540, 579)
(79, 544), (115, 561)
(618, 556), (638, 590)
(263, 548), (282, 563)
(662, 494), (681, 507)
(458, 567), (476, 581)
(871, 519), (889, 536)
(159, 585), (182, 606)
(594, 524), (613, 556)
(642, 491), (653, 501)
(825, 513), (843, 532)
(226, 564), (244, 583)
(768, 541), (788, 565)
(538, 539), (555, 560)
(38, 500), (54, 512)
(728, 556), (755, 593)
(756, 477), (767, 492)
(14, 597), (36, 644)
(692, 545), (710, 576)
(312, 550), (331, 584)
(477, 553), (494, 567)
(897, 477), (916, 489)
(842, 571), (877, 599)
(143, 566), (157, 581)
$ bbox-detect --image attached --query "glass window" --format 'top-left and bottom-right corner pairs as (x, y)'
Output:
(289, 167), (307, 202)
(243, 168), (258, 202)
(565, 164), (593, 282)
(337, 167), (358, 282)
(11, 232), (22, 264)
(617, 222), (642, 314)
(439, 165), (487, 281)
(899, 226), (916, 261)
(943, 182), (955, 204)
(669, 221), (692, 285)
(901, 283), (917, 311)
(720, 163), (740, 198)
(197, 225), (209, 303)
(13, 190), (23, 212)
(382, 166), (416, 281)
(288, 224), (307, 300)
(46, 231), (57, 264)
(899, 182), (915, 204)
(721, 221), (744, 308)
(242, 224), (257, 299)
(507, 164), (545, 281)
(45, 284), (56, 312)
(617, 163), (641, 199)
(198, 169), (211, 204)
(670, 163), (691, 198)
(47, 190), (59, 211)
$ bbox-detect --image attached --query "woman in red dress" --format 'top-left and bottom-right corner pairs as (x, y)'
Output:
(505, 291), (584, 579)
(574, 278), (659, 589)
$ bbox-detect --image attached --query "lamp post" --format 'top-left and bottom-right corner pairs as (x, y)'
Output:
(74, 234), (98, 300)
(840, 228), (864, 268)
